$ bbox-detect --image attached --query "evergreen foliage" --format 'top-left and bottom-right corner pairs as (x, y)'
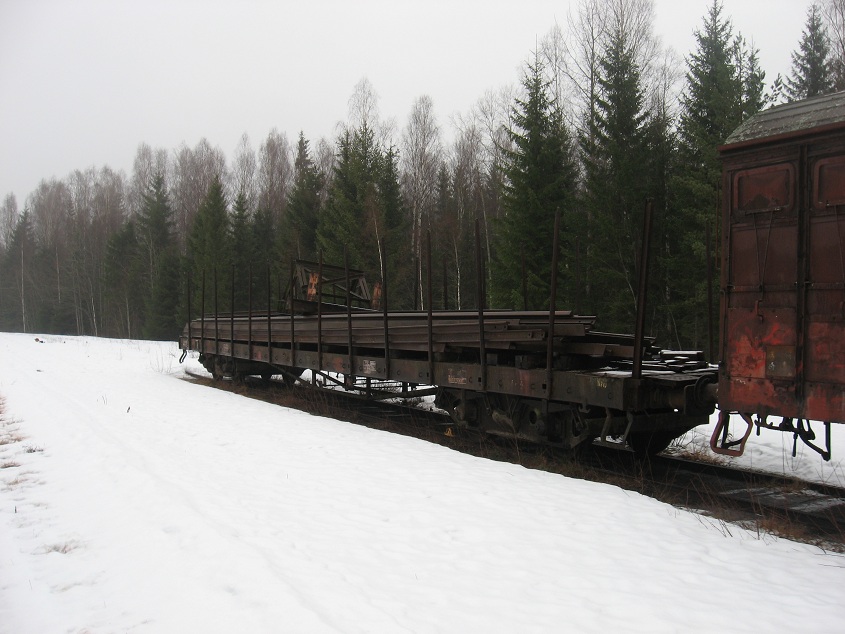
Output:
(670, 0), (764, 352)
(787, 3), (834, 101)
(144, 249), (183, 340)
(135, 172), (182, 339)
(188, 176), (231, 313)
(580, 16), (661, 332)
(493, 57), (578, 311)
(103, 220), (144, 338)
(316, 123), (411, 308)
(379, 146), (414, 308)
(230, 191), (254, 310)
(283, 133), (322, 262)
(1, 211), (37, 331)
(136, 172), (174, 293)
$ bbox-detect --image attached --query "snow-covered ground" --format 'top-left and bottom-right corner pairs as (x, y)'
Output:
(1, 333), (844, 633)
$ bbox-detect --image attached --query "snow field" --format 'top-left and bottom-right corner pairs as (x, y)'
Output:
(1, 333), (844, 632)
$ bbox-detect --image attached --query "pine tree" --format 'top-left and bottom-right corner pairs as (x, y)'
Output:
(136, 172), (173, 292)
(380, 146), (413, 309)
(103, 220), (144, 338)
(144, 248), (183, 340)
(134, 172), (182, 339)
(432, 163), (456, 309)
(493, 56), (578, 310)
(317, 124), (388, 275)
(251, 206), (276, 269)
(0, 210), (37, 331)
(787, 3), (834, 101)
(670, 0), (763, 351)
(283, 132), (322, 261)
(735, 36), (767, 117)
(230, 191), (253, 310)
(580, 18), (655, 331)
(250, 205), (278, 312)
(188, 177), (230, 312)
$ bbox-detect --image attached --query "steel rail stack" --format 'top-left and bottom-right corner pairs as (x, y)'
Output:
(179, 303), (717, 453)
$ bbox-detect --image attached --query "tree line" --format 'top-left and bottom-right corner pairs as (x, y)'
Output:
(1, 0), (843, 355)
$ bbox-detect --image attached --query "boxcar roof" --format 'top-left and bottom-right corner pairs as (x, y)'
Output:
(722, 90), (845, 150)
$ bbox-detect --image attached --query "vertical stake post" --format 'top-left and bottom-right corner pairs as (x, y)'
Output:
(248, 264), (253, 362)
(267, 264), (272, 364)
(475, 218), (487, 391)
(426, 231), (434, 384)
(187, 272), (192, 350)
(546, 209), (561, 403)
(214, 268), (219, 358)
(380, 238), (390, 378)
(200, 271), (206, 356)
(345, 248), (354, 381)
(317, 252), (323, 376)
(632, 199), (654, 381)
(230, 264), (235, 362)
(289, 259), (296, 368)
(522, 246), (528, 311)
(442, 259), (448, 311)
(706, 220), (714, 363)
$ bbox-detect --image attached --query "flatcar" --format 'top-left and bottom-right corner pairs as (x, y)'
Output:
(179, 259), (716, 455)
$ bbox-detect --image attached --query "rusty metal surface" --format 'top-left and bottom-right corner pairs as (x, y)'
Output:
(180, 302), (715, 421)
(719, 93), (845, 425)
(723, 90), (845, 148)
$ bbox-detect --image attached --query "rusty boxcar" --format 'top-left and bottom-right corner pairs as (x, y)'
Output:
(713, 91), (845, 458)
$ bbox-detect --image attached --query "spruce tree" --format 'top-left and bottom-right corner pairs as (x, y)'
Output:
(0, 211), (37, 331)
(103, 220), (144, 338)
(188, 176), (230, 311)
(283, 132), (323, 261)
(144, 248), (183, 340)
(230, 191), (253, 310)
(380, 146), (413, 309)
(135, 172), (182, 339)
(250, 205), (278, 311)
(581, 19), (655, 331)
(787, 3), (834, 101)
(251, 206), (276, 269)
(493, 56), (578, 310)
(317, 124), (392, 277)
(670, 0), (763, 351)
(136, 172), (173, 296)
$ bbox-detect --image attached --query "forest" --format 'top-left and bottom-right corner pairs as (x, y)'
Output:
(1, 0), (843, 357)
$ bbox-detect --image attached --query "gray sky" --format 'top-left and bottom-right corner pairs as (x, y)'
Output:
(0, 0), (810, 206)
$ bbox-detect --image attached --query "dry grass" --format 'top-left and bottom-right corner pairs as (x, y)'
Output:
(42, 541), (81, 555)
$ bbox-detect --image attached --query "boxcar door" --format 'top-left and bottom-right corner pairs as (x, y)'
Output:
(720, 158), (801, 420)
(804, 147), (845, 422)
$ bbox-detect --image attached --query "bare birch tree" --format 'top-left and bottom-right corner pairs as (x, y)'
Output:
(0, 193), (18, 250)
(171, 138), (226, 251)
(257, 128), (293, 225)
(823, 0), (845, 88)
(401, 95), (442, 305)
(128, 143), (169, 218)
(230, 133), (257, 210)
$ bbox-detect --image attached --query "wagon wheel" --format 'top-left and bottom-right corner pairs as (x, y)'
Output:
(627, 430), (678, 457)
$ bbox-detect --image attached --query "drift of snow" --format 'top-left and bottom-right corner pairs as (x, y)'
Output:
(1, 333), (844, 633)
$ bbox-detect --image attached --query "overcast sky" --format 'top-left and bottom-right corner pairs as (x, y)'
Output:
(0, 0), (811, 206)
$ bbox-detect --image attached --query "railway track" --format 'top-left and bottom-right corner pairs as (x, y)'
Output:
(654, 455), (845, 540)
(184, 369), (845, 550)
